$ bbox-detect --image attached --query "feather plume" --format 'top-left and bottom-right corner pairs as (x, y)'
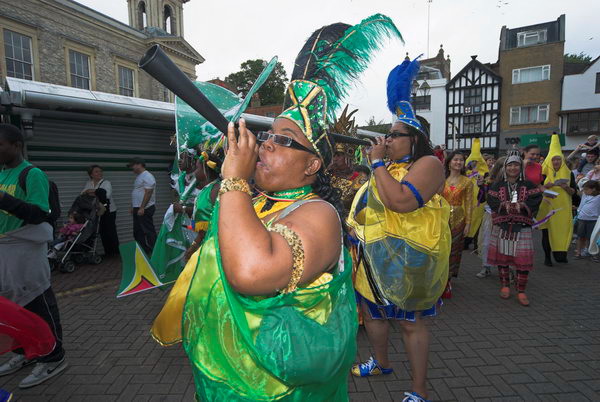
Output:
(386, 57), (421, 115)
(291, 14), (403, 119)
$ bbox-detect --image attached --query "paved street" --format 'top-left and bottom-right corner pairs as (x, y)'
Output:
(2, 237), (600, 401)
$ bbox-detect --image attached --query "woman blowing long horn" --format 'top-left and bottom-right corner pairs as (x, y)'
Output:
(181, 14), (402, 401)
(348, 57), (450, 402)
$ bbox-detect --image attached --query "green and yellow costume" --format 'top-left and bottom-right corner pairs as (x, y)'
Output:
(151, 180), (219, 346)
(164, 13), (402, 401)
(182, 197), (356, 401)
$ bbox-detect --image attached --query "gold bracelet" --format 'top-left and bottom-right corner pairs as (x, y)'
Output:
(268, 223), (305, 294)
(218, 177), (252, 197)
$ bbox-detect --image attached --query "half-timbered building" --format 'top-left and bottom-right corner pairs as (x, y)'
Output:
(446, 55), (502, 153)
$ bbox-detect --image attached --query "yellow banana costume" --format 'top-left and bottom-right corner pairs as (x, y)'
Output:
(465, 138), (489, 238)
(537, 134), (573, 252)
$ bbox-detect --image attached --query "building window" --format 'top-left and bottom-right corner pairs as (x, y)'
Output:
(517, 30), (547, 47)
(117, 65), (135, 96)
(164, 5), (176, 35)
(567, 111), (600, 134)
(510, 104), (549, 125)
(512, 65), (551, 84)
(137, 1), (147, 29)
(463, 115), (481, 134)
(413, 95), (431, 111)
(596, 73), (600, 94)
(3, 29), (33, 80)
(68, 49), (91, 89)
(464, 88), (482, 106)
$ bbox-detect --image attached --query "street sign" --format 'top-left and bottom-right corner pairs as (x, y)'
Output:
(520, 133), (565, 148)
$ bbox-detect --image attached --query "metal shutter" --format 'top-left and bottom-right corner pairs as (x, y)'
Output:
(26, 118), (176, 251)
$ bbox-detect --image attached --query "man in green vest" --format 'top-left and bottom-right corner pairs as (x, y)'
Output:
(0, 124), (67, 388)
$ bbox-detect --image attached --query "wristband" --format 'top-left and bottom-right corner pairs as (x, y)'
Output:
(371, 160), (385, 170)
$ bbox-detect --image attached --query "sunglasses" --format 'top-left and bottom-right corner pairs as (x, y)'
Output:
(256, 132), (317, 155)
(384, 131), (412, 140)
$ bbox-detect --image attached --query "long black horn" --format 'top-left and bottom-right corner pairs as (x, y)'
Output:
(139, 45), (230, 134)
(330, 133), (371, 146)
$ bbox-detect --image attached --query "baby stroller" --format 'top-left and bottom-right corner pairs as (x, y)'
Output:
(51, 194), (103, 273)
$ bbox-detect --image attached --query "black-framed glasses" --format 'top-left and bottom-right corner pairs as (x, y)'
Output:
(385, 131), (412, 140)
(256, 131), (317, 155)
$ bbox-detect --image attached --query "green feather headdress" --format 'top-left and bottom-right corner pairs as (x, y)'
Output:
(279, 14), (402, 165)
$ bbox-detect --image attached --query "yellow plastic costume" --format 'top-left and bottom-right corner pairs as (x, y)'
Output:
(348, 162), (451, 313)
(465, 138), (489, 238)
(537, 134), (573, 252)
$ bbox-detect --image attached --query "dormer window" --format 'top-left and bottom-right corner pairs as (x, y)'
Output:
(517, 30), (547, 47)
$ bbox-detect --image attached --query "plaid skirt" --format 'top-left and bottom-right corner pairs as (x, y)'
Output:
(487, 225), (534, 271)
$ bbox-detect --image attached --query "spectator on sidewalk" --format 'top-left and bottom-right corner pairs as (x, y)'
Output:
(0, 123), (68, 388)
(574, 180), (600, 260)
(82, 165), (120, 256)
(128, 158), (157, 255)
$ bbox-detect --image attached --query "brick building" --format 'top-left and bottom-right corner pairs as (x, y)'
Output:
(497, 15), (565, 149)
(0, 0), (203, 101)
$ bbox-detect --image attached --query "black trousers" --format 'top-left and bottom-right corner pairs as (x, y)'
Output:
(99, 210), (120, 256)
(16, 287), (65, 362)
(541, 229), (568, 262)
(133, 205), (157, 255)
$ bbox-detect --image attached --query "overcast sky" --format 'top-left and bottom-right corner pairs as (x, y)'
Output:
(79, 0), (599, 125)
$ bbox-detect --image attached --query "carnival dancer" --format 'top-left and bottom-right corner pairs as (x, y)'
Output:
(328, 106), (365, 215)
(476, 157), (506, 278)
(487, 151), (542, 306)
(442, 151), (473, 296)
(151, 151), (222, 347)
(180, 15), (402, 401)
(348, 57), (450, 402)
(174, 151), (222, 262)
(538, 135), (576, 266)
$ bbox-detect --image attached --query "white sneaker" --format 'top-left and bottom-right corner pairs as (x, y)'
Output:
(18, 358), (68, 388)
(581, 248), (590, 257)
(0, 354), (32, 376)
(475, 267), (491, 278)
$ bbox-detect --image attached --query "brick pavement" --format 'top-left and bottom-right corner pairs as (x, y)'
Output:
(2, 238), (600, 401)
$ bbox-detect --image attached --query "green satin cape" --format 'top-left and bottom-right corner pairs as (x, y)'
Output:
(182, 201), (357, 401)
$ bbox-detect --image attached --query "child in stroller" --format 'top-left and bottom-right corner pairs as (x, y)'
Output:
(47, 212), (85, 258)
(49, 193), (103, 273)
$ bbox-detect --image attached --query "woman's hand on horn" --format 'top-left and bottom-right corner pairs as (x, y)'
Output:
(368, 135), (386, 161)
(221, 118), (259, 180)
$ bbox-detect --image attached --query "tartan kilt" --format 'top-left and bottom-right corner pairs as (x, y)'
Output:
(487, 225), (534, 271)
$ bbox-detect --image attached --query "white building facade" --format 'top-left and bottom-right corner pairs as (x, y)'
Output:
(414, 65), (447, 147)
(560, 57), (600, 150)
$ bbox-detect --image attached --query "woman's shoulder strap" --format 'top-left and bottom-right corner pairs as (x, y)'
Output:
(279, 199), (338, 220)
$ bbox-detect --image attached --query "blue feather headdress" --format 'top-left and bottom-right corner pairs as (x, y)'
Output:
(386, 56), (423, 133)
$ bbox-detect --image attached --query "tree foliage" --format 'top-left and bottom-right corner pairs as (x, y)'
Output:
(225, 59), (288, 105)
(564, 52), (593, 64)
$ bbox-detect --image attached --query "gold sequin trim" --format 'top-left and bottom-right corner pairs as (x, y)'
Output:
(218, 177), (252, 197)
(268, 223), (305, 294)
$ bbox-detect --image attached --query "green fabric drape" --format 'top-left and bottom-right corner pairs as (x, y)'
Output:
(182, 201), (357, 401)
